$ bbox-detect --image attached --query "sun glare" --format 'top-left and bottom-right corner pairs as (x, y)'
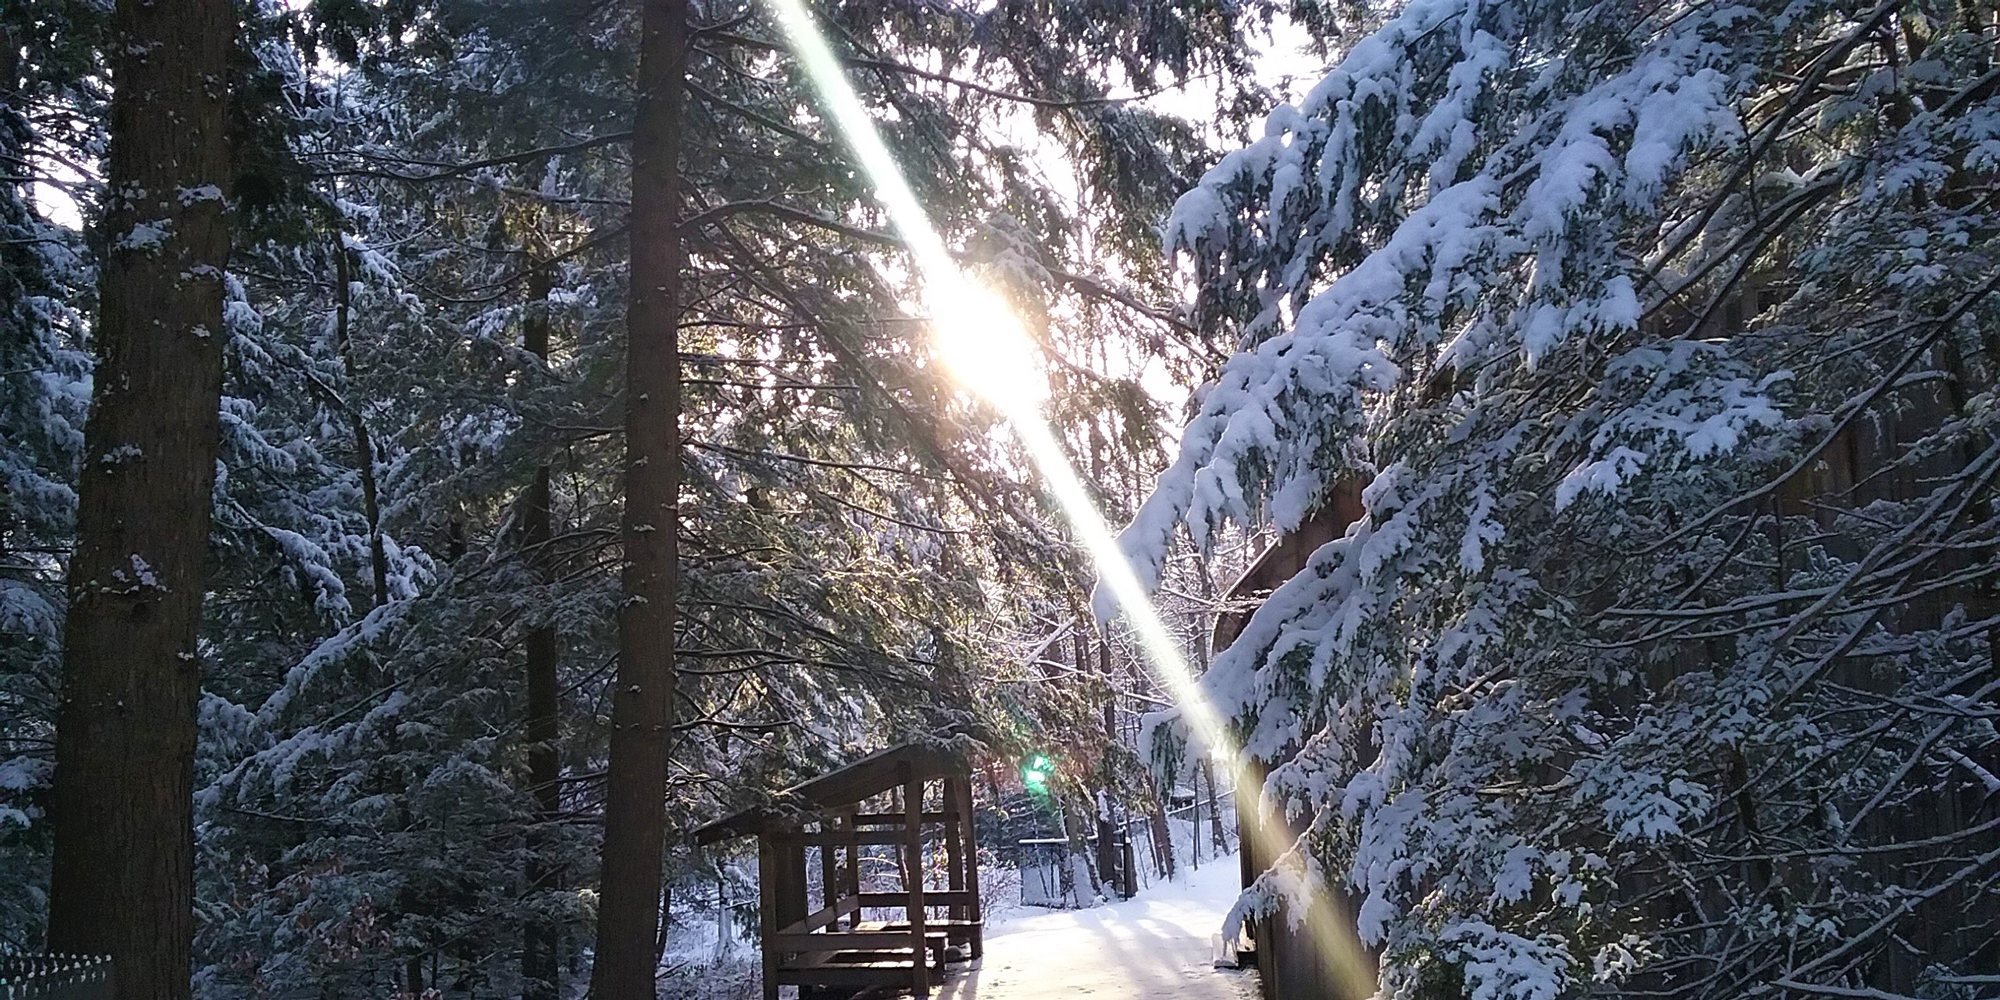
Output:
(762, 2), (1375, 996)
(926, 278), (1048, 415)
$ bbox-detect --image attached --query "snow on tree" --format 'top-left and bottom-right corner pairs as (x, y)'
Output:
(1124, 0), (2000, 996)
(119, 0), (1314, 996)
(0, 5), (95, 947)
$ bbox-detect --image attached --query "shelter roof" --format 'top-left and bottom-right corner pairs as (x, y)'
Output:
(692, 742), (964, 844)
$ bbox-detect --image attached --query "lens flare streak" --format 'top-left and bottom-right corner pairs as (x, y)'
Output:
(758, 3), (1376, 995)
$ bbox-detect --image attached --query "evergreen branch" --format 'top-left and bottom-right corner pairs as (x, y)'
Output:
(311, 131), (634, 183)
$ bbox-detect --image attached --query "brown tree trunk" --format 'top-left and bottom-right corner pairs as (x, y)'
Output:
(522, 264), (561, 1000)
(1149, 805), (1175, 880)
(1096, 641), (1119, 894)
(1201, 757), (1227, 853)
(587, 0), (685, 995)
(47, 3), (232, 1000)
(333, 242), (389, 609)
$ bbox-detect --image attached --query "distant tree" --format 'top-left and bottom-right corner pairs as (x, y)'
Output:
(0, 0), (95, 951)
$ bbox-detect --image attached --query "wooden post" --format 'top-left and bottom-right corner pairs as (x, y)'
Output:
(843, 805), (862, 929)
(818, 817), (838, 916)
(758, 833), (778, 1000)
(786, 831), (809, 930)
(943, 778), (965, 930)
(903, 767), (930, 994)
(953, 774), (984, 960)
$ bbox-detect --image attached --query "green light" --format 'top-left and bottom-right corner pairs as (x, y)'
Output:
(1022, 753), (1053, 791)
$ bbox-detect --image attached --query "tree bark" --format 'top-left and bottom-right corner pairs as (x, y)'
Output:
(523, 264), (561, 1000)
(1096, 640), (1119, 894)
(1201, 757), (1227, 853)
(47, 3), (232, 1000)
(333, 241), (389, 609)
(588, 0), (685, 995)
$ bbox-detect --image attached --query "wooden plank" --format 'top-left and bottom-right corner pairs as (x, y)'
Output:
(785, 832), (809, 933)
(774, 966), (917, 988)
(852, 810), (954, 825)
(818, 815), (838, 916)
(904, 766), (930, 995)
(778, 942), (940, 969)
(774, 895), (860, 936)
(954, 773), (985, 959)
(856, 919), (982, 957)
(771, 930), (932, 952)
(785, 744), (960, 811)
(856, 890), (973, 908)
(943, 777), (965, 932)
(776, 828), (816, 936)
(842, 805), (862, 930)
(793, 829), (910, 847)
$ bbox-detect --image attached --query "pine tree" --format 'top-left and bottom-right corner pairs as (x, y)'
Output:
(591, 0), (687, 995)
(0, 0), (95, 950)
(1126, 0), (2000, 995)
(46, 4), (232, 1000)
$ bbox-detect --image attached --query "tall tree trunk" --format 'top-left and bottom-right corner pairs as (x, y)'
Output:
(588, 0), (685, 995)
(1096, 640), (1119, 894)
(333, 242), (389, 609)
(47, 2), (232, 999)
(522, 263), (561, 1000)
(1201, 757), (1227, 853)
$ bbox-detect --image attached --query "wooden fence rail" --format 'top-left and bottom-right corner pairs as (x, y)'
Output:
(0, 954), (113, 1000)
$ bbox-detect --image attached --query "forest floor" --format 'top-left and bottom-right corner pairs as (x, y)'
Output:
(933, 853), (1257, 1000)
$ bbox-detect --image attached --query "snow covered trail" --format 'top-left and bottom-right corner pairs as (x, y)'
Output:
(935, 856), (1258, 1000)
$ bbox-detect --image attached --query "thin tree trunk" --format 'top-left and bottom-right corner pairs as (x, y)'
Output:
(333, 241), (389, 609)
(47, 2), (232, 1000)
(523, 263), (561, 1000)
(1149, 804), (1175, 880)
(1201, 757), (1227, 853)
(1096, 640), (1119, 894)
(1190, 763), (1202, 869)
(588, 0), (685, 994)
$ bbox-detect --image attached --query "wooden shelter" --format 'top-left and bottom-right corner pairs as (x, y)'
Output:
(693, 743), (984, 999)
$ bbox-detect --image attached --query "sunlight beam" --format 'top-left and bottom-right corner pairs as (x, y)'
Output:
(757, 4), (1377, 996)
(763, 0), (1232, 771)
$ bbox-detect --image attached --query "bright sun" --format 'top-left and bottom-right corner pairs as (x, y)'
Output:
(927, 278), (1048, 417)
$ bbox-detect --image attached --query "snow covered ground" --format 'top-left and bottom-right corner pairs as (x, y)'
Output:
(934, 854), (1257, 1000)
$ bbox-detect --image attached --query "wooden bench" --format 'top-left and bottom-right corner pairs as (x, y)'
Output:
(768, 892), (959, 995)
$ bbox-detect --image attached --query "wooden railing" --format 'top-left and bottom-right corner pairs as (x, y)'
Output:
(0, 954), (113, 1000)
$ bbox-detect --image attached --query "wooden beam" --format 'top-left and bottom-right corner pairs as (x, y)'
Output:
(770, 829), (808, 938)
(953, 774), (984, 959)
(793, 829), (912, 847)
(774, 895), (860, 936)
(817, 816), (837, 915)
(758, 835), (777, 1000)
(904, 766), (930, 995)
(842, 805), (862, 930)
(852, 811), (954, 825)
(943, 781), (965, 931)
(771, 929), (941, 952)
(855, 890), (974, 907)
(774, 963), (931, 989)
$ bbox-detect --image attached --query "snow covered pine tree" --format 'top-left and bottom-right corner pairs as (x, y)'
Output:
(1123, 0), (2000, 998)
